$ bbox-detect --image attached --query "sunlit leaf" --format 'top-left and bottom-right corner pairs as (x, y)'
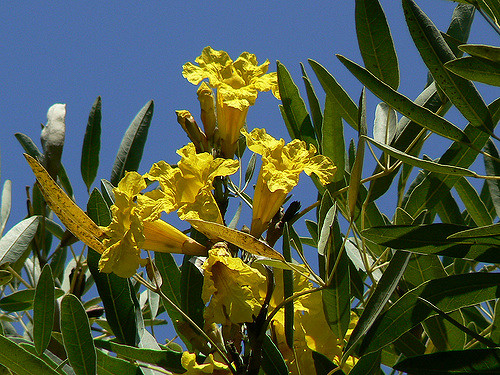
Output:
(96, 349), (139, 375)
(110, 100), (154, 186)
(81, 96), (102, 192)
(309, 59), (359, 130)
(301, 63), (323, 143)
(459, 44), (500, 62)
(24, 154), (105, 253)
(0, 216), (39, 266)
(277, 61), (317, 148)
(355, 0), (399, 89)
(373, 103), (396, 145)
(403, 0), (494, 132)
(445, 56), (500, 86)
(323, 95), (345, 182)
(0, 180), (12, 237)
(187, 219), (285, 260)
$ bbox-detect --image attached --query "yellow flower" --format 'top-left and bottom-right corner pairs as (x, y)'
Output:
(270, 270), (358, 374)
(100, 171), (206, 278)
(143, 143), (239, 224)
(242, 128), (337, 237)
(183, 46), (279, 157)
(202, 244), (266, 325)
(181, 351), (231, 375)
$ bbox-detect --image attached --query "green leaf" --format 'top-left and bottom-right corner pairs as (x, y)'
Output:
(323, 95), (345, 182)
(0, 216), (39, 265)
(491, 299), (500, 344)
(345, 250), (411, 356)
(33, 264), (55, 355)
(94, 339), (184, 374)
(337, 55), (470, 144)
(403, 0), (494, 132)
(0, 335), (59, 375)
(454, 176), (493, 227)
(276, 61), (317, 148)
(445, 56), (500, 86)
(0, 180), (12, 237)
(403, 98), (500, 218)
(373, 103), (396, 145)
(282, 224), (294, 349)
(360, 273), (500, 355)
(262, 333), (288, 375)
(348, 89), (367, 218)
(363, 223), (500, 263)
(180, 254), (204, 328)
(459, 44), (500, 63)
(319, 207), (350, 339)
(446, 3), (475, 58)
(308, 59), (359, 130)
(100, 179), (116, 206)
(110, 100), (154, 186)
(86, 190), (138, 346)
(365, 136), (478, 177)
(484, 139), (500, 218)
(349, 350), (381, 375)
(394, 348), (500, 374)
(0, 288), (63, 312)
(447, 222), (500, 240)
(81, 96), (102, 192)
(300, 63), (323, 144)
(96, 349), (139, 375)
(61, 294), (97, 375)
(355, 0), (399, 89)
(312, 351), (344, 375)
(154, 252), (183, 323)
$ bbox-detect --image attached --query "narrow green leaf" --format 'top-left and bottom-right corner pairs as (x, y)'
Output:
(373, 103), (396, 145)
(110, 100), (154, 186)
(360, 273), (500, 355)
(363, 223), (500, 263)
(403, 0), (494, 131)
(0, 288), (63, 312)
(454, 176), (493, 227)
(345, 250), (411, 356)
(154, 252), (182, 323)
(277, 61), (317, 148)
(86, 190), (138, 346)
(491, 299), (500, 344)
(180, 254), (204, 328)
(100, 179), (115, 207)
(0, 335), (59, 375)
(94, 339), (184, 374)
(61, 294), (97, 375)
(244, 153), (257, 186)
(96, 349), (139, 375)
(446, 3), (475, 58)
(308, 59), (359, 130)
(484, 139), (500, 218)
(394, 348), (500, 374)
(300, 63), (323, 143)
(460, 44), (500, 62)
(403, 98), (500, 218)
(81, 96), (102, 192)
(323, 95), (345, 182)
(34, 264), (55, 355)
(337, 55), (471, 144)
(355, 0), (399, 89)
(0, 216), (39, 265)
(349, 350), (381, 375)
(448, 222), (500, 239)
(261, 334), (288, 375)
(348, 89), (367, 218)
(282, 224), (294, 349)
(0, 180), (12, 237)
(445, 56), (500, 86)
(15, 132), (42, 158)
(312, 351), (344, 375)
(366, 136), (477, 177)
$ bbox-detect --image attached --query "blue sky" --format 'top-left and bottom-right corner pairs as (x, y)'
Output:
(1, 1), (498, 250)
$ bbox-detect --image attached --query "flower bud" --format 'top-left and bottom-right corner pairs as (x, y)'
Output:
(197, 82), (217, 140)
(176, 110), (208, 153)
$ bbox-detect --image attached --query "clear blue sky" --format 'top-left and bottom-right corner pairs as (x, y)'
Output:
(1, 1), (497, 250)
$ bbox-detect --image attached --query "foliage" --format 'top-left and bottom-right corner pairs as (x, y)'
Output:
(1, 1), (500, 374)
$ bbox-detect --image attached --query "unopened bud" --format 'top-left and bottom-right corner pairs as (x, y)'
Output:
(176, 110), (208, 153)
(197, 82), (217, 140)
